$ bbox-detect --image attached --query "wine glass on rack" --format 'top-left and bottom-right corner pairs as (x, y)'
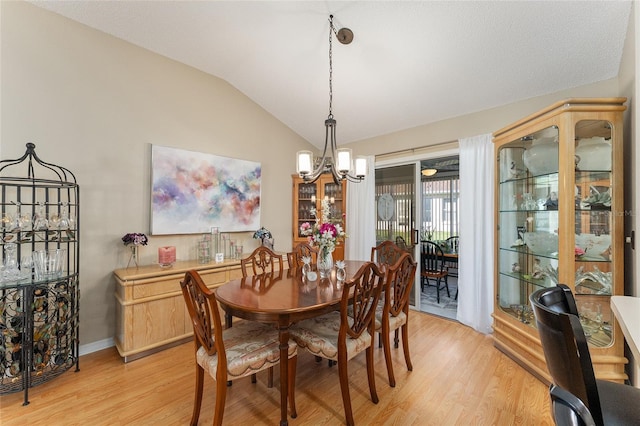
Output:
(58, 201), (71, 230)
(15, 202), (32, 231)
(33, 201), (49, 231)
(49, 211), (61, 230)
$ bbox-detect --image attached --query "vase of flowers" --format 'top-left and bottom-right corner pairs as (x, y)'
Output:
(122, 232), (148, 268)
(300, 198), (346, 279)
(253, 227), (273, 249)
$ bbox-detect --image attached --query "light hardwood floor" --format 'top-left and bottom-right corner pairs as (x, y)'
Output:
(1, 312), (553, 425)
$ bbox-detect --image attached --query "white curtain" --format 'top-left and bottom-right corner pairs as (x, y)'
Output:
(346, 155), (376, 261)
(456, 134), (494, 334)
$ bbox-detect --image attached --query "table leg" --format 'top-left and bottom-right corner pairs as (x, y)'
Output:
(279, 325), (290, 426)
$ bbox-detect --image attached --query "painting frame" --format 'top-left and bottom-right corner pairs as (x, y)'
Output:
(150, 145), (261, 235)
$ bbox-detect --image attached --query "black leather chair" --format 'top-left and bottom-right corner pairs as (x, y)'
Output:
(530, 284), (640, 425)
(549, 385), (596, 426)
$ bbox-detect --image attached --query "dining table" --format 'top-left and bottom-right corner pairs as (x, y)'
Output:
(214, 259), (369, 426)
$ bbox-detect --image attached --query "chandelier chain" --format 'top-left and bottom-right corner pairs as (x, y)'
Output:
(328, 15), (333, 118)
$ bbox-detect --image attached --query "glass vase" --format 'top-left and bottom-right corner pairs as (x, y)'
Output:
(317, 249), (334, 279)
(127, 245), (140, 269)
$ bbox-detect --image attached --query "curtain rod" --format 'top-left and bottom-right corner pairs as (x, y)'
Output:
(375, 139), (458, 161)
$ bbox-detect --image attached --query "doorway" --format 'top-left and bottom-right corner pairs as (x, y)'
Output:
(374, 151), (460, 319)
(419, 156), (460, 320)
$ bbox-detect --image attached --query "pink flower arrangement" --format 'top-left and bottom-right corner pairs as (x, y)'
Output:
(574, 246), (585, 257)
(299, 198), (346, 258)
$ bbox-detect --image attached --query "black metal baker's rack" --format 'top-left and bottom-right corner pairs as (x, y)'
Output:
(0, 143), (80, 405)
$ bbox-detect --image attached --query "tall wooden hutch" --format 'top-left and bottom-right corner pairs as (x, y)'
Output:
(492, 98), (627, 383)
(292, 174), (347, 260)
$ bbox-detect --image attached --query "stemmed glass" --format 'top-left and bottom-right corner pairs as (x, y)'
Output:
(33, 201), (49, 231)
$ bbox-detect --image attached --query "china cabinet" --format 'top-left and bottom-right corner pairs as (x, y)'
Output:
(292, 174), (347, 260)
(493, 98), (627, 383)
(0, 143), (80, 404)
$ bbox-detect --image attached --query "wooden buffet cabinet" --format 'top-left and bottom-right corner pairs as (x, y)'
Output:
(492, 98), (627, 383)
(292, 173), (347, 260)
(114, 260), (244, 362)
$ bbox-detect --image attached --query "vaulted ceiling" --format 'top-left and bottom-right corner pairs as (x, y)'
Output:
(30, 1), (632, 148)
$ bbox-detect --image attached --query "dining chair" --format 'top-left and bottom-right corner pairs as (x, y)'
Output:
(371, 240), (406, 266)
(286, 242), (318, 269)
(290, 261), (385, 426)
(241, 245), (284, 278)
(420, 240), (450, 303)
(444, 235), (459, 278)
(374, 252), (417, 387)
(180, 270), (298, 426)
(530, 284), (640, 426)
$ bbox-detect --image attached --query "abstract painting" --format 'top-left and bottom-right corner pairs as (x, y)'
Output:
(151, 145), (261, 234)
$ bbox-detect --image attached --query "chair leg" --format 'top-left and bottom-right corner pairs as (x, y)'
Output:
(436, 277), (441, 303)
(401, 323), (413, 371)
(251, 373), (257, 384)
(382, 325), (396, 387)
(444, 275), (450, 298)
(191, 363), (205, 426)
(213, 372), (228, 426)
(366, 345), (379, 404)
(337, 352), (354, 426)
(394, 329), (400, 349)
(288, 355), (297, 418)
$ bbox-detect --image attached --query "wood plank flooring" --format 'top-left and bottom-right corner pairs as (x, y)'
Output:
(0, 312), (553, 425)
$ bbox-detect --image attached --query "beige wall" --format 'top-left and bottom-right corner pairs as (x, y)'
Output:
(1, 2), (311, 350)
(344, 78), (621, 158)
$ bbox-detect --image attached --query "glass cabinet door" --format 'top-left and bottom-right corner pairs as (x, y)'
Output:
(296, 182), (317, 238)
(574, 120), (614, 347)
(497, 126), (559, 325)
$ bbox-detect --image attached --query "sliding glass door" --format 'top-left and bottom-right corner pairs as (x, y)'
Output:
(375, 163), (419, 307)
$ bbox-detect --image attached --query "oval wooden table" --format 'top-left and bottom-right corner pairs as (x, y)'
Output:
(215, 260), (368, 426)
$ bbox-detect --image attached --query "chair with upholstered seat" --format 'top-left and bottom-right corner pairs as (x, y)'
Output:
(180, 270), (298, 426)
(530, 284), (640, 426)
(371, 240), (406, 266)
(241, 245), (284, 278)
(374, 252), (417, 387)
(420, 240), (449, 303)
(290, 262), (385, 426)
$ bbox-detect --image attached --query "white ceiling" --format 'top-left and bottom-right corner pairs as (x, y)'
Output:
(30, 1), (632, 148)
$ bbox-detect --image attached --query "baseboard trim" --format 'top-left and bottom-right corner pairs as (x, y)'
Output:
(79, 337), (114, 356)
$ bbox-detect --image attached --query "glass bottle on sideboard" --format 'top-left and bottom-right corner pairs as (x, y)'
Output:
(493, 98), (626, 383)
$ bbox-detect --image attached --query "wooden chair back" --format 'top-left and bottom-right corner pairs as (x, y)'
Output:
(421, 240), (447, 274)
(385, 253), (417, 318)
(180, 270), (222, 358)
(341, 262), (385, 341)
(241, 246), (283, 278)
(287, 242), (317, 269)
(446, 236), (459, 253)
(371, 240), (405, 266)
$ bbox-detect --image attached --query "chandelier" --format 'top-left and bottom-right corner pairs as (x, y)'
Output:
(296, 15), (367, 184)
